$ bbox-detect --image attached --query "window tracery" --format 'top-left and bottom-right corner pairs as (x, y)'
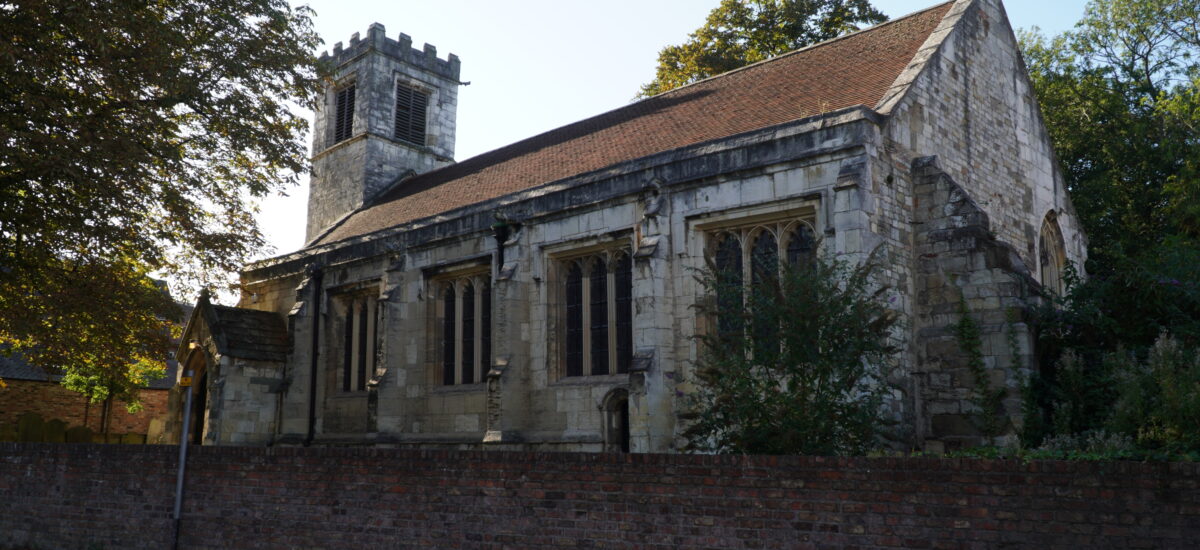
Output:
(437, 273), (491, 385)
(560, 248), (634, 377)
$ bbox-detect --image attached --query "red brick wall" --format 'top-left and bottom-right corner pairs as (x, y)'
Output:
(0, 380), (168, 434)
(2, 445), (1197, 549)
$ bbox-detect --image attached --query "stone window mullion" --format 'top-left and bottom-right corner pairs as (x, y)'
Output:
(473, 280), (484, 384)
(581, 262), (593, 376)
(607, 256), (617, 375)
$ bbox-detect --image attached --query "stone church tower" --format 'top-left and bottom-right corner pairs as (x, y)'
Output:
(306, 23), (461, 243)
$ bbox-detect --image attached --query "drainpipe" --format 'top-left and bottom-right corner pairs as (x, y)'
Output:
(304, 266), (324, 446)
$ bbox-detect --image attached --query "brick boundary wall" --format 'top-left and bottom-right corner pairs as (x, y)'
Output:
(0, 380), (169, 435)
(0, 443), (1197, 549)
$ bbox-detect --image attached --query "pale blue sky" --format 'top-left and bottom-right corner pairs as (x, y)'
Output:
(257, 0), (1089, 256)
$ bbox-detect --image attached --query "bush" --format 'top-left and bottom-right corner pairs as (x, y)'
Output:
(683, 251), (898, 455)
(1021, 238), (1200, 454)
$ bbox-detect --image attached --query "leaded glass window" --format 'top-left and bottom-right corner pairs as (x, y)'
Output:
(438, 274), (492, 385)
(560, 247), (634, 377)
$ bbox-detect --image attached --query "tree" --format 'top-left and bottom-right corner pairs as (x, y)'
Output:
(684, 252), (898, 455)
(639, 0), (886, 97)
(1016, 0), (1200, 451)
(0, 1), (325, 406)
(1020, 0), (1200, 270)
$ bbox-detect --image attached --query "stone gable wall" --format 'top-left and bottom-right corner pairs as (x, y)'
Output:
(882, 0), (1087, 277)
(2, 443), (1196, 549)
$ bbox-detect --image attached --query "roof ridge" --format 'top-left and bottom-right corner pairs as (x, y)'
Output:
(646, 0), (958, 101)
(371, 0), (956, 207)
(312, 1), (953, 247)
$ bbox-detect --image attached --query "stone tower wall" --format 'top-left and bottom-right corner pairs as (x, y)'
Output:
(306, 23), (461, 243)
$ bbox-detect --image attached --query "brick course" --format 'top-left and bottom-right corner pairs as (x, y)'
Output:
(0, 380), (168, 435)
(1, 444), (1196, 549)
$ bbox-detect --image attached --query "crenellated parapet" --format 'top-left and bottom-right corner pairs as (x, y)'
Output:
(319, 23), (461, 82)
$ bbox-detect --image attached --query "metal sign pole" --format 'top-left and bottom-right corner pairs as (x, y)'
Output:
(171, 368), (195, 550)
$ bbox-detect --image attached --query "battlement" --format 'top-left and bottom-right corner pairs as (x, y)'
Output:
(319, 23), (461, 82)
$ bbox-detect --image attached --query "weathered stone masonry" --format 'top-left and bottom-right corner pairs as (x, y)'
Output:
(172, 0), (1087, 452)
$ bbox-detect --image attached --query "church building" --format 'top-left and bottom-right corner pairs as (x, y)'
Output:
(171, 0), (1086, 453)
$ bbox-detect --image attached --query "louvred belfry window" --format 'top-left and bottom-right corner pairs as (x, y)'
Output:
(561, 248), (634, 377)
(333, 84), (355, 144)
(394, 83), (428, 146)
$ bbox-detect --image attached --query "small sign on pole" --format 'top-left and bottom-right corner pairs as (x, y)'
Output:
(178, 376), (193, 387)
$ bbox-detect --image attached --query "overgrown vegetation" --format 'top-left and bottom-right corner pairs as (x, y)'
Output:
(684, 252), (897, 455)
(954, 298), (1008, 443)
(973, 0), (1200, 460)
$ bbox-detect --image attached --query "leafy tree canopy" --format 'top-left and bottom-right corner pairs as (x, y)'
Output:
(1020, 0), (1200, 270)
(638, 0), (887, 97)
(1017, 0), (1200, 453)
(0, 0), (325, 405)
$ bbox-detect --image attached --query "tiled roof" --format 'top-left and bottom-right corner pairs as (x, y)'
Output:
(316, 1), (953, 246)
(0, 354), (52, 382)
(0, 352), (177, 390)
(208, 304), (290, 363)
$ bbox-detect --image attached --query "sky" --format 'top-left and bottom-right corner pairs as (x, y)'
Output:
(256, 0), (1091, 258)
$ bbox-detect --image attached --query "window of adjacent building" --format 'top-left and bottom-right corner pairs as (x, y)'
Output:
(333, 84), (356, 144)
(394, 82), (428, 146)
(560, 248), (633, 377)
(335, 292), (377, 393)
(709, 220), (816, 338)
(437, 274), (491, 385)
(1039, 214), (1066, 296)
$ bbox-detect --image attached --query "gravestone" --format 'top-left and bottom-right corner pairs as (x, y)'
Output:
(43, 419), (67, 443)
(17, 413), (44, 442)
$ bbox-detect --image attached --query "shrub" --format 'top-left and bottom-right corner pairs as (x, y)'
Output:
(683, 251), (898, 455)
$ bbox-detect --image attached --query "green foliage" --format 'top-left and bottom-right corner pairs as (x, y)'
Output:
(953, 299), (1007, 442)
(684, 252), (898, 455)
(1024, 271), (1200, 453)
(1019, 1), (1200, 453)
(0, 1), (325, 401)
(1020, 0), (1200, 272)
(1109, 335), (1200, 451)
(639, 0), (886, 97)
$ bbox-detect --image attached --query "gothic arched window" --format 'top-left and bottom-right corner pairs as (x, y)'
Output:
(565, 262), (585, 377)
(560, 246), (634, 377)
(705, 217), (818, 350)
(1039, 214), (1066, 296)
(786, 223), (816, 266)
(589, 259), (609, 375)
(714, 232), (743, 337)
(441, 285), (456, 385)
(337, 292), (377, 393)
(438, 274), (492, 385)
(614, 253), (634, 374)
(750, 230), (779, 287)
(461, 281), (475, 384)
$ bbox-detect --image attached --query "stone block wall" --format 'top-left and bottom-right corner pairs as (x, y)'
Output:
(882, 0), (1086, 276)
(2, 443), (1197, 549)
(911, 157), (1036, 450)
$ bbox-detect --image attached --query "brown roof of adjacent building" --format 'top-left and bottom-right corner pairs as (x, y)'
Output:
(316, 1), (953, 246)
